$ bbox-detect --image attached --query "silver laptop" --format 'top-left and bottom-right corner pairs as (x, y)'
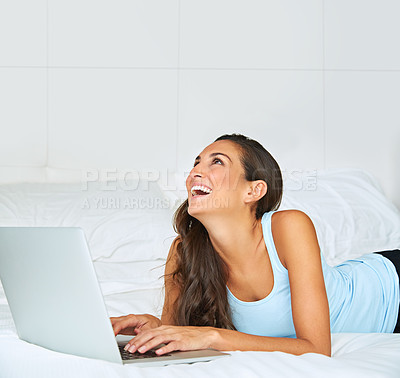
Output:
(0, 227), (229, 367)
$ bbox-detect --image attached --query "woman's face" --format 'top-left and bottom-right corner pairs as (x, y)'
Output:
(185, 140), (249, 219)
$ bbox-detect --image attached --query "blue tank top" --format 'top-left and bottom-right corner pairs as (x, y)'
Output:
(227, 211), (400, 337)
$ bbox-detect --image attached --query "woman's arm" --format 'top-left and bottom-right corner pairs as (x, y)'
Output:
(125, 211), (331, 356)
(161, 236), (181, 325)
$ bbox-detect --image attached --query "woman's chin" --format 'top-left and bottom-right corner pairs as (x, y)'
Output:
(187, 203), (205, 218)
(188, 198), (210, 217)
(187, 195), (229, 218)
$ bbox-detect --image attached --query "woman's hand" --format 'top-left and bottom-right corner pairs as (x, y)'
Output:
(110, 314), (162, 336)
(124, 325), (218, 355)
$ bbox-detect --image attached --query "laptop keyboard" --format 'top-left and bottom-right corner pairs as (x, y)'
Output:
(119, 345), (172, 360)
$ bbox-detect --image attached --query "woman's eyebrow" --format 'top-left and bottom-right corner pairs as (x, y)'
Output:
(210, 152), (232, 162)
(194, 152), (232, 163)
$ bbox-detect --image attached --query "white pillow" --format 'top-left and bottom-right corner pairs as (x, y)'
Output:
(0, 180), (177, 263)
(280, 169), (400, 265)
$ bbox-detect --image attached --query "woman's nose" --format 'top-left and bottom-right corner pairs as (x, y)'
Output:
(190, 164), (204, 179)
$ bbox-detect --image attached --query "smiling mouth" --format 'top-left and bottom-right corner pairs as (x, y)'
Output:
(190, 185), (213, 197)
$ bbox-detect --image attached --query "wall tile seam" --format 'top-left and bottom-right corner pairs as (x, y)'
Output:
(175, 0), (181, 177)
(1, 66), (400, 72)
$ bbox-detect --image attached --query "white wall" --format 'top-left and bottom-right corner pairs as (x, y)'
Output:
(0, 1), (399, 208)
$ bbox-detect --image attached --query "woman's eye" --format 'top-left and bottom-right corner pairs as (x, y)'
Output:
(213, 158), (223, 165)
(193, 161), (199, 167)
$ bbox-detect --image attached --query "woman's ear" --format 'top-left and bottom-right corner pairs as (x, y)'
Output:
(243, 180), (268, 204)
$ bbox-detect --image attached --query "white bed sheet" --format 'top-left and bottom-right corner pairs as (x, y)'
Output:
(1, 298), (400, 378)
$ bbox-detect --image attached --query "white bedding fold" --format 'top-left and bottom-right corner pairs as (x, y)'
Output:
(2, 299), (400, 378)
(1, 333), (400, 378)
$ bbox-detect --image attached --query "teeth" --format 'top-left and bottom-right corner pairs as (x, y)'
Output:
(191, 185), (212, 196)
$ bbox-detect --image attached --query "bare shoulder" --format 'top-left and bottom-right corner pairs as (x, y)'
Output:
(165, 236), (181, 272)
(270, 210), (319, 268)
(167, 235), (180, 256)
(162, 236), (182, 325)
(271, 209), (314, 230)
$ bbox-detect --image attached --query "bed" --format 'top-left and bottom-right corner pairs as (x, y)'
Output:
(1, 168), (400, 377)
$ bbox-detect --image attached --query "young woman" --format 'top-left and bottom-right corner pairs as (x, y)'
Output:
(111, 134), (400, 357)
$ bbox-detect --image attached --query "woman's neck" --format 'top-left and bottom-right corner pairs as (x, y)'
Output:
(201, 212), (265, 271)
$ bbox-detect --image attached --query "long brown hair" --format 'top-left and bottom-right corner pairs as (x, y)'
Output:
(170, 134), (283, 329)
